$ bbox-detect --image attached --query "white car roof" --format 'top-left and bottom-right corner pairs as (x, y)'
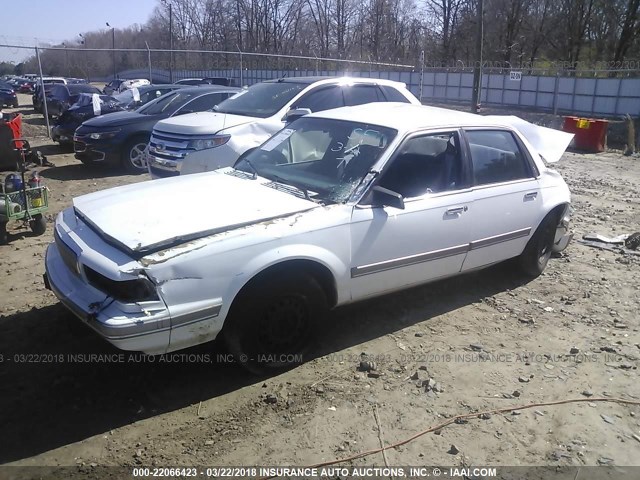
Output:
(308, 103), (573, 163)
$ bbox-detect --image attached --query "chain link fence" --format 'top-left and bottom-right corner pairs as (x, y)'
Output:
(2, 44), (640, 117)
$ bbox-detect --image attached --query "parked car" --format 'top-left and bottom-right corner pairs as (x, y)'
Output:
(45, 83), (103, 118)
(74, 85), (239, 173)
(174, 78), (205, 85)
(52, 85), (185, 149)
(111, 84), (185, 110)
(32, 77), (67, 113)
(44, 103), (573, 372)
(103, 78), (150, 95)
(147, 76), (420, 179)
(52, 94), (123, 149)
(18, 79), (37, 94)
(0, 82), (18, 108)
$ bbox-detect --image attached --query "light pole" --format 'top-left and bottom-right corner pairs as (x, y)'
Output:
(106, 22), (116, 80)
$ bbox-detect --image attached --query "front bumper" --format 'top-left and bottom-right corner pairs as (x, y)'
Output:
(44, 239), (172, 354)
(73, 134), (121, 165)
(553, 205), (573, 252)
(52, 125), (75, 144)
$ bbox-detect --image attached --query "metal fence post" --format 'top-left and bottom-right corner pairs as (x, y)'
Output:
(35, 46), (51, 138)
(145, 41), (152, 82)
(237, 47), (243, 86)
(553, 71), (560, 115)
(419, 50), (424, 103)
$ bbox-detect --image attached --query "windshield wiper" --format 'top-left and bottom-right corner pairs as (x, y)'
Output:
(241, 158), (258, 179)
(270, 174), (311, 201)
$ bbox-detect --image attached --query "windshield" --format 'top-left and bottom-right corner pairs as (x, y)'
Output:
(213, 82), (306, 118)
(235, 117), (397, 204)
(136, 90), (195, 115)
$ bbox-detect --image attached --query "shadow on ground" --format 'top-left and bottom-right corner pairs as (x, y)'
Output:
(38, 163), (133, 181)
(0, 262), (530, 462)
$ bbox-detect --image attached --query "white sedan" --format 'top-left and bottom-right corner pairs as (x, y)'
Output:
(45, 103), (573, 372)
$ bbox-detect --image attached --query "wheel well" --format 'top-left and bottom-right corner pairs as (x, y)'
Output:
(235, 260), (338, 308)
(548, 203), (568, 226)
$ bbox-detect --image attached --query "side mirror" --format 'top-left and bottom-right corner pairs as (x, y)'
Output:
(283, 108), (311, 123)
(370, 185), (405, 210)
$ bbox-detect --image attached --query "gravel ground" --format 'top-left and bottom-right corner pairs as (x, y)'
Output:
(0, 93), (639, 475)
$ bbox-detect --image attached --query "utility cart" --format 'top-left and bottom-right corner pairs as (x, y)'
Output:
(0, 139), (48, 244)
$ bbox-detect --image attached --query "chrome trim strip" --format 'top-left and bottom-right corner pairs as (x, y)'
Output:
(351, 227), (533, 278)
(351, 244), (469, 278)
(171, 304), (222, 327)
(469, 227), (531, 250)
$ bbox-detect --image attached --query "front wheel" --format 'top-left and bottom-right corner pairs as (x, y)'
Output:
(121, 136), (149, 174)
(223, 271), (327, 374)
(518, 213), (558, 277)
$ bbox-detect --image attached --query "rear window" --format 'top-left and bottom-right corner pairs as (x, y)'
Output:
(380, 85), (410, 102)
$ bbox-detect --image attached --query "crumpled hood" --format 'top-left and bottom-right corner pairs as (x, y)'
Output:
(153, 111), (257, 135)
(485, 115), (573, 163)
(72, 172), (318, 256)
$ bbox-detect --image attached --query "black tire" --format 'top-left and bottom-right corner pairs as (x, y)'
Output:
(121, 136), (149, 174)
(518, 213), (558, 277)
(59, 141), (74, 153)
(223, 271), (327, 374)
(0, 221), (7, 245)
(29, 214), (46, 236)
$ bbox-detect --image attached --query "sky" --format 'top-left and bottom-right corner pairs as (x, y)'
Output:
(0, 0), (159, 64)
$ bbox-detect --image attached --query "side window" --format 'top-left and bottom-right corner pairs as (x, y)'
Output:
(380, 85), (411, 103)
(466, 130), (532, 185)
(179, 93), (227, 113)
(293, 86), (344, 112)
(378, 132), (463, 198)
(344, 85), (382, 106)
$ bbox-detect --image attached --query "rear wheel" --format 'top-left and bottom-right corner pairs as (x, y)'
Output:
(121, 136), (149, 174)
(223, 271), (327, 374)
(29, 214), (46, 236)
(518, 213), (558, 277)
(0, 221), (7, 244)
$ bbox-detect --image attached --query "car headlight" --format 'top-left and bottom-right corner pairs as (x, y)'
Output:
(89, 130), (120, 140)
(188, 135), (230, 151)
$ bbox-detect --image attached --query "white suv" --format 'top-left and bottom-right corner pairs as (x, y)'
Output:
(147, 76), (420, 178)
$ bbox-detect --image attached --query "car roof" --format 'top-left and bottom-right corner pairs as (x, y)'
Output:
(262, 76), (407, 87)
(173, 85), (241, 94)
(308, 103), (515, 133)
(136, 84), (185, 91)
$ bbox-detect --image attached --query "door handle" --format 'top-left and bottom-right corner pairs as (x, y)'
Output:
(446, 206), (467, 215)
(524, 192), (538, 200)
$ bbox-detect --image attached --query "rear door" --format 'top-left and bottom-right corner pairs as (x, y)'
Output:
(461, 128), (542, 271)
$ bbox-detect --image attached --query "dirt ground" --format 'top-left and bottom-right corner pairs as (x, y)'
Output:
(0, 93), (639, 475)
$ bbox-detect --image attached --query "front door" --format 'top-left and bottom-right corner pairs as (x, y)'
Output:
(350, 130), (473, 300)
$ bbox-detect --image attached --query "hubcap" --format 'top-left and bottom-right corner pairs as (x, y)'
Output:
(129, 143), (148, 169)
(257, 295), (308, 354)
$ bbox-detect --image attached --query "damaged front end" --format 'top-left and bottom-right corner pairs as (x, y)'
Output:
(44, 207), (229, 355)
(44, 209), (173, 354)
